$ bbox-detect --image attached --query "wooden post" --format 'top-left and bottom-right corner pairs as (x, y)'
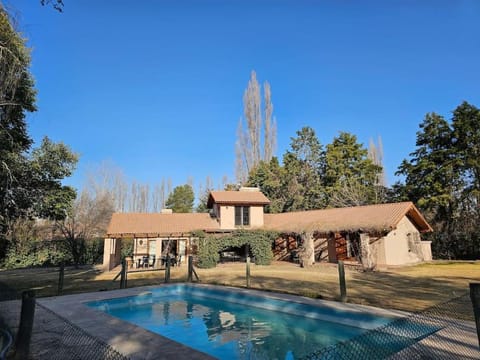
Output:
(338, 260), (347, 302)
(14, 290), (36, 360)
(57, 262), (65, 296)
(120, 259), (127, 289)
(469, 283), (480, 347)
(246, 257), (251, 288)
(188, 255), (193, 282)
(165, 254), (171, 283)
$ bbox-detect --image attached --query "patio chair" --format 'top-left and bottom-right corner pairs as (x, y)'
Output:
(148, 255), (156, 268)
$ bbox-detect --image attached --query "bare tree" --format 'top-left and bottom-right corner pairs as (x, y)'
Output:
(235, 70), (277, 183)
(85, 161), (128, 212)
(55, 189), (114, 267)
(263, 82), (277, 161)
(368, 136), (386, 187)
(138, 183), (149, 212)
(368, 136), (387, 203)
(329, 179), (371, 208)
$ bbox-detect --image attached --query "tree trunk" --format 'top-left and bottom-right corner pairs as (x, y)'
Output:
(300, 231), (315, 267)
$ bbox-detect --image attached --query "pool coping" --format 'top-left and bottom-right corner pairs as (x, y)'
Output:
(38, 283), (408, 360)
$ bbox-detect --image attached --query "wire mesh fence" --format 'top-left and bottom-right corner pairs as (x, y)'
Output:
(0, 282), (130, 360)
(1, 279), (479, 359)
(301, 292), (479, 360)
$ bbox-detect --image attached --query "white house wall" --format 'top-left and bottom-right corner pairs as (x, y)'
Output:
(383, 216), (424, 265)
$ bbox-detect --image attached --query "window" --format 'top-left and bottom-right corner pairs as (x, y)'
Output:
(235, 206), (250, 226)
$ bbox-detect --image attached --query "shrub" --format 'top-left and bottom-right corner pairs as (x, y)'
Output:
(2, 239), (69, 269)
(120, 238), (134, 259)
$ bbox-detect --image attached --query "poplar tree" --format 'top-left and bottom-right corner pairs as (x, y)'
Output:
(235, 71), (277, 183)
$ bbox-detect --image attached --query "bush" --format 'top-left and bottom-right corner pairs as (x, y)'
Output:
(2, 239), (69, 269)
(83, 238), (105, 264)
(121, 238), (134, 259)
(196, 230), (277, 268)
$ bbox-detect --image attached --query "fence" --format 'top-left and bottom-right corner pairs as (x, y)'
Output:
(301, 292), (479, 359)
(1, 267), (479, 359)
(0, 283), (130, 360)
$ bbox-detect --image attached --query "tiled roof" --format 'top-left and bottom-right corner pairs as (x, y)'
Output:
(107, 213), (220, 237)
(207, 191), (270, 207)
(264, 202), (432, 234)
(106, 200), (432, 238)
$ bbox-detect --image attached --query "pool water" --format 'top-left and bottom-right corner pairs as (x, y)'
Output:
(87, 285), (395, 359)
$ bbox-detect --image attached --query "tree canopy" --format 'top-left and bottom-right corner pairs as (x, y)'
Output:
(165, 184), (195, 213)
(396, 102), (480, 259)
(0, 7), (78, 261)
(247, 126), (384, 212)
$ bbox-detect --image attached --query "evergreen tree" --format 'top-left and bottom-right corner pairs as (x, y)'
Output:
(165, 184), (195, 213)
(396, 104), (480, 259)
(282, 127), (325, 211)
(324, 132), (381, 206)
(247, 157), (286, 213)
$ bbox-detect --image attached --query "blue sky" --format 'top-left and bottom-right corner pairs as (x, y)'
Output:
(8, 0), (480, 195)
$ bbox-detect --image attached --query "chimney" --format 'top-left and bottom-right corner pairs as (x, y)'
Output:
(239, 186), (260, 192)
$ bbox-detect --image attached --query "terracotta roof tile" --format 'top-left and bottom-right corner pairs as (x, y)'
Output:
(107, 213), (220, 237)
(207, 191), (270, 207)
(263, 202), (432, 234)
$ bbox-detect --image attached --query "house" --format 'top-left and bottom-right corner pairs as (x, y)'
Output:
(103, 187), (432, 270)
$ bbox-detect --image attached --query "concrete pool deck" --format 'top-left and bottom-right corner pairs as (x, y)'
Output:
(37, 283), (409, 359)
(5, 283), (478, 359)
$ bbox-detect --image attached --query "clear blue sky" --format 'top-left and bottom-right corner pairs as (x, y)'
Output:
(7, 0), (480, 194)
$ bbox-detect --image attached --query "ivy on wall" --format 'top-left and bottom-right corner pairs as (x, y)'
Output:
(196, 230), (278, 268)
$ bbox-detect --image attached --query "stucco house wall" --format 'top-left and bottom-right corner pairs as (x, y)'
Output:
(218, 204), (264, 229)
(219, 205), (234, 229)
(383, 216), (423, 265)
(250, 206), (265, 228)
(102, 238), (121, 271)
(371, 236), (386, 266)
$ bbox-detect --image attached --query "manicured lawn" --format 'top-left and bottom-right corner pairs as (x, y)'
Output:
(0, 261), (478, 312)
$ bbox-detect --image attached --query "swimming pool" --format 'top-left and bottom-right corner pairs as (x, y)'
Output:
(87, 284), (397, 359)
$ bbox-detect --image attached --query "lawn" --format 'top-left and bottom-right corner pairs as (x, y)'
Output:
(0, 261), (478, 312)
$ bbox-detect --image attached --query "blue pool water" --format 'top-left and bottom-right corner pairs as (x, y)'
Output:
(87, 285), (395, 359)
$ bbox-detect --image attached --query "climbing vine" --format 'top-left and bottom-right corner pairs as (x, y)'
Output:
(196, 230), (278, 268)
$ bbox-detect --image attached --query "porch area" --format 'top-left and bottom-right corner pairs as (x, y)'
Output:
(103, 236), (194, 271)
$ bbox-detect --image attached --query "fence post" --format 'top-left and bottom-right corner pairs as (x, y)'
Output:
(120, 259), (127, 289)
(14, 290), (36, 360)
(165, 254), (171, 283)
(469, 283), (480, 347)
(188, 255), (193, 283)
(57, 261), (65, 296)
(338, 260), (347, 302)
(246, 257), (251, 288)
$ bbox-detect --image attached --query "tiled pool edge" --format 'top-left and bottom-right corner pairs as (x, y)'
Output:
(38, 283), (407, 360)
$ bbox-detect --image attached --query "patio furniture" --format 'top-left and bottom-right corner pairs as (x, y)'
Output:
(161, 255), (177, 267)
(136, 256), (149, 268)
(148, 255), (156, 268)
